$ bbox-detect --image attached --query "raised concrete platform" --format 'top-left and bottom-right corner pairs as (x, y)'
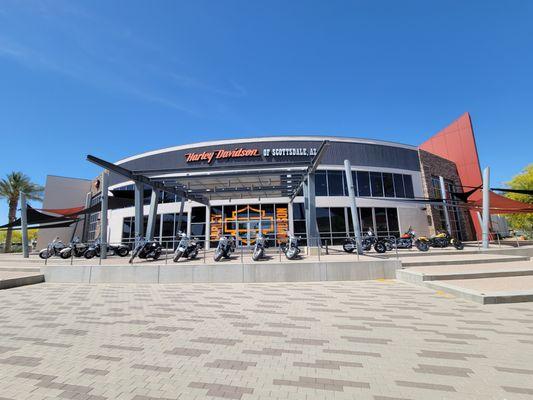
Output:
(397, 260), (533, 283)
(401, 253), (529, 267)
(424, 276), (533, 304)
(41, 259), (401, 284)
(0, 271), (44, 289)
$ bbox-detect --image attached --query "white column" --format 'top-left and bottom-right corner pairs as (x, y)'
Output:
(438, 176), (452, 234)
(100, 171), (109, 259)
(146, 189), (160, 241)
(482, 167), (490, 249)
(20, 192), (29, 258)
(344, 160), (362, 253)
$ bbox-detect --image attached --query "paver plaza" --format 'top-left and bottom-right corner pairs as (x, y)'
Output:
(1, 280), (533, 400)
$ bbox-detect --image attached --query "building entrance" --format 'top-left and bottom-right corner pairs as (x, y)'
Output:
(210, 204), (289, 247)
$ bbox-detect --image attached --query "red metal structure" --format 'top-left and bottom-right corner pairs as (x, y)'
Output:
(420, 112), (532, 239)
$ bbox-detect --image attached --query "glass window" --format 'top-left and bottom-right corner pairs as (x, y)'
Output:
(191, 224), (206, 238)
(292, 203), (305, 220)
(375, 208), (387, 236)
(403, 175), (414, 198)
(330, 207), (346, 235)
(357, 171), (370, 196)
(191, 207), (206, 223)
(360, 207), (374, 233)
(316, 208), (330, 232)
(370, 172), (384, 197)
(161, 214), (174, 239)
(393, 174), (405, 198)
(327, 171), (344, 196)
(383, 173), (395, 197)
(315, 171), (328, 196)
(386, 208), (399, 234)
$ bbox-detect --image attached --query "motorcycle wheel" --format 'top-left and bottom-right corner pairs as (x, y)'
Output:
(59, 250), (71, 259)
(84, 250), (96, 259)
(415, 240), (429, 252)
(363, 243), (372, 252)
(342, 242), (355, 253)
(152, 249), (161, 260)
(384, 241), (393, 251)
(285, 248), (297, 260)
(453, 240), (464, 250)
(173, 250), (183, 263)
(39, 249), (51, 259)
(374, 242), (387, 253)
(252, 248), (263, 261)
(189, 250), (198, 259)
(214, 250), (223, 262)
(117, 247), (129, 257)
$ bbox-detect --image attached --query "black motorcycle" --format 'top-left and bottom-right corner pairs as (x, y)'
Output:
(173, 232), (199, 262)
(84, 240), (130, 259)
(374, 227), (429, 253)
(418, 230), (464, 250)
(214, 236), (235, 262)
(252, 233), (267, 261)
(59, 238), (88, 259)
(129, 237), (162, 263)
(343, 228), (376, 253)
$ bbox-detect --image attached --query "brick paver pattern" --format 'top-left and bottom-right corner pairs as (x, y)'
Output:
(1, 280), (533, 399)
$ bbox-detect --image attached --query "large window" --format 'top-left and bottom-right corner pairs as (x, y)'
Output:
(313, 169), (415, 199)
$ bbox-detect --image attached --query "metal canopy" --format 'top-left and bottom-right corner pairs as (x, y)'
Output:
(150, 168), (307, 201)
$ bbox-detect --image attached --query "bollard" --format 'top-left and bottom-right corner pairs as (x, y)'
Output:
(317, 239), (321, 261)
(240, 240), (244, 264)
(497, 234), (501, 248)
(279, 243), (282, 262)
(515, 233), (520, 248)
(394, 237), (399, 260)
(165, 242), (168, 264)
(70, 246), (74, 266)
(325, 240), (329, 255)
(203, 241), (206, 264)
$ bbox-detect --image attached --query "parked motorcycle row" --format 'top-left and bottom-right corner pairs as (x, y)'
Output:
(39, 237), (130, 259)
(343, 227), (464, 254)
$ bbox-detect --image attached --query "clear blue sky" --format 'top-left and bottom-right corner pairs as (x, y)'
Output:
(1, 0), (532, 223)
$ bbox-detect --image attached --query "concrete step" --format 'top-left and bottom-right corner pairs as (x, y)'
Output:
(401, 254), (529, 268)
(0, 271), (44, 289)
(0, 266), (41, 272)
(397, 261), (533, 284)
(424, 276), (533, 304)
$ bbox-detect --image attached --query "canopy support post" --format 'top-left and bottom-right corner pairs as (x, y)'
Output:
(20, 192), (29, 258)
(482, 167), (490, 249)
(100, 171), (109, 259)
(344, 160), (362, 254)
(134, 182), (144, 245)
(146, 189), (160, 241)
(438, 176), (452, 234)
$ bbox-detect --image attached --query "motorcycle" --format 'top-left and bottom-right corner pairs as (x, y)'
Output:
(129, 236), (162, 263)
(281, 232), (300, 260)
(84, 239), (130, 259)
(343, 228), (376, 253)
(213, 235), (235, 262)
(38, 238), (66, 259)
(417, 230), (464, 250)
(59, 237), (88, 259)
(252, 233), (267, 261)
(173, 232), (199, 262)
(374, 226), (429, 253)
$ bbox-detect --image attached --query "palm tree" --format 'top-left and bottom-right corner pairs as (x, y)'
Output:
(0, 172), (43, 253)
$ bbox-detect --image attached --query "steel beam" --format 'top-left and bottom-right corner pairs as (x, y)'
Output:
(20, 192), (29, 258)
(482, 167), (490, 248)
(438, 176), (452, 234)
(289, 141), (330, 201)
(146, 189), (160, 241)
(134, 182), (144, 243)
(100, 171), (109, 259)
(86, 155), (209, 205)
(344, 160), (362, 254)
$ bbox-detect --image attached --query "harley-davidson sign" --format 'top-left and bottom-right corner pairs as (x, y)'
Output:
(185, 148), (260, 164)
(185, 146), (318, 164)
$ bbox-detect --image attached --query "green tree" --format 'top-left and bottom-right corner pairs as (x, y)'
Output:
(0, 172), (43, 252)
(505, 164), (533, 232)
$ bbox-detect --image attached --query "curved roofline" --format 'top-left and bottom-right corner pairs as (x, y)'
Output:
(116, 135), (417, 165)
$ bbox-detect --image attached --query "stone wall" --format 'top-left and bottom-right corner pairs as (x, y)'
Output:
(418, 149), (475, 240)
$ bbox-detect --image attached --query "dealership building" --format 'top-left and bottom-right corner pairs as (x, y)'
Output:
(38, 113), (482, 249)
